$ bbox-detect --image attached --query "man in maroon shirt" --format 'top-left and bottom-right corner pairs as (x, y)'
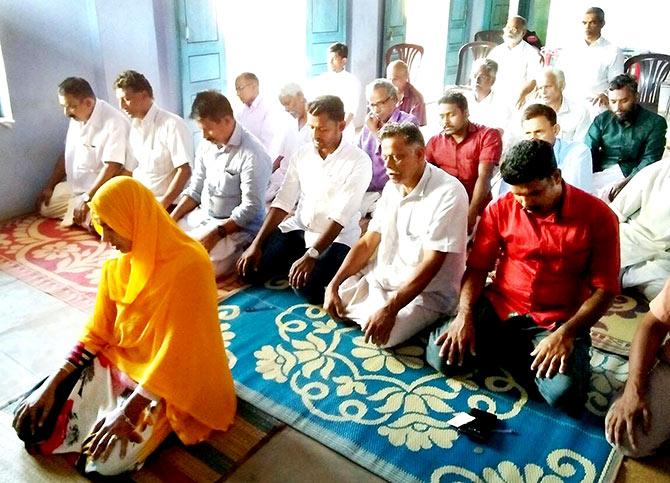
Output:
(426, 92), (502, 234)
(426, 139), (620, 413)
(386, 60), (426, 126)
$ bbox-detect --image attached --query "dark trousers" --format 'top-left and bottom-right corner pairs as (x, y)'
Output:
(244, 229), (349, 304)
(425, 295), (591, 414)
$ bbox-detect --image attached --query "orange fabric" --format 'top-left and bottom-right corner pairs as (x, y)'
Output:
(82, 177), (236, 444)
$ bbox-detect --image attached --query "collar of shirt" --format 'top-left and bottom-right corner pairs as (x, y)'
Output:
(442, 121), (478, 145)
(215, 122), (243, 154)
(584, 36), (608, 48)
(81, 98), (104, 131)
(390, 162), (431, 201)
(310, 136), (346, 161)
(526, 181), (579, 224)
(244, 95), (263, 113)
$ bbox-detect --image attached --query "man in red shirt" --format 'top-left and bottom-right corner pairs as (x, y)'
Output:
(426, 92), (502, 234)
(426, 139), (620, 413)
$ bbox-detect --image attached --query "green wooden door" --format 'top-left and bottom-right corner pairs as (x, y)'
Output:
(483, 0), (510, 30)
(306, 0), (348, 76)
(444, 0), (470, 85)
(518, 0), (552, 46)
(176, 0), (226, 120)
(382, 0), (406, 65)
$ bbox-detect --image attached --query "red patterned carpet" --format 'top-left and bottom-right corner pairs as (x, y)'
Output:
(0, 215), (246, 311)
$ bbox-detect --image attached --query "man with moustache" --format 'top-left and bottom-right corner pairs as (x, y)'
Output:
(586, 74), (667, 200)
(170, 90), (271, 277)
(358, 79), (418, 214)
(324, 122), (468, 347)
(114, 70), (193, 209)
(37, 77), (129, 227)
(426, 92), (502, 234)
(427, 139), (620, 413)
(463, 58), (510, 133)
(237, 95), (371, 304)
(487, 15), (542, 109)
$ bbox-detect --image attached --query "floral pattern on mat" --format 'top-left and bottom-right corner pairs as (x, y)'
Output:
(591, 292), (649, 357)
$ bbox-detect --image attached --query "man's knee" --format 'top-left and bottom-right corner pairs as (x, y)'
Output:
(536, 371), (586, 412)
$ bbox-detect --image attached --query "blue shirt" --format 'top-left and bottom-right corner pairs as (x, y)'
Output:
(183, 122), (271, 233)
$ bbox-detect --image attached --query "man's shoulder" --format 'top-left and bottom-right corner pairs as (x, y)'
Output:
(638, 106), (668, 127)
(427, 164), (468, 197)
(338, 140), (373, 164)
(97, 99), (129, 126)
(566, 184), (616, 221)
(238, 126), (272, 160)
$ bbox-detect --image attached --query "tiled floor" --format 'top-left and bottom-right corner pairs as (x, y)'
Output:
(0, 271), (382, 481)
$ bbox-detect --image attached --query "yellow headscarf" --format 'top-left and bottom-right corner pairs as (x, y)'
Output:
(82, 177), (236, 444)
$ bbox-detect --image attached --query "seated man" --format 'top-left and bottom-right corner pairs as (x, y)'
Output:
(386, 60), (426, 126)
(308, 42), (362, 140)
(426, 92), (502, 234)
(534, 67), (590, 143)
(37, 77), (129, 227)
(463, 58), (511, 133)
(557, 7), (624, 113)
(606, 277), (670, 458)
(324, 122), (468, 347)
(278, 82), (310, 143)
(237, 95), (371, 304)
(427, 139), (620, 413)
(114, 70), (193, 209)
(498, 104), (593, 195)
(586, 74), (667, 200)
(235, 72), (300, 169)
(170, 91), (271, 277)
(610, 158), (670, 300)
(359, 79), (418, 214)
(487, 16), (542, 109)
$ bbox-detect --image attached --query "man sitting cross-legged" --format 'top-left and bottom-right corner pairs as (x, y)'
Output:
(237, 95), (371, 304)
(324, 122), (468, 347)
(426, 139), (620, 413)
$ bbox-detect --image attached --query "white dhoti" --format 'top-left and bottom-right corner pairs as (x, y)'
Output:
(338, 273), (440, 348)
(178, 208), (253, 277)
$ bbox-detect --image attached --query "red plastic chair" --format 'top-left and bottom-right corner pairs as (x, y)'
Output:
(455, 41), (496, 86)
(385, 43), (424, 77)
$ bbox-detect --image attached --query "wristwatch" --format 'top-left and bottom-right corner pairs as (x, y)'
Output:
(306, 247), (320, 258)
(81, 193), (91, 202)
(217, 224), (227, 238)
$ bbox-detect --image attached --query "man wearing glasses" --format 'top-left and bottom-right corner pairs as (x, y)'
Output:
(358, 79), (418, 215)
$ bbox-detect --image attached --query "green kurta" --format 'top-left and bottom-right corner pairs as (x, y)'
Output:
(586, 105), (667, 177)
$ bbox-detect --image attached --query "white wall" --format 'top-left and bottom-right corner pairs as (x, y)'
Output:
(546, 0), (670, 55)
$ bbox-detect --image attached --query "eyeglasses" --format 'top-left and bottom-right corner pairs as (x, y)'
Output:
(368, 96), (392, 109)
(235, 84), (252, 92)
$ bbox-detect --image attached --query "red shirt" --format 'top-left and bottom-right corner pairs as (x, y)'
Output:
(468, 183), (620, 329)
(426, 123), (502, 200)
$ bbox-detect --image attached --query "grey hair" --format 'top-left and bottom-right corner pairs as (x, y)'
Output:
(585, 7), (605, 24)
(537, 66), (566, 90)
(278, 82), (304, 99)
(472, 58), (498, 79)
(510, 15), (528, 30)
(365, 78), (398, 101)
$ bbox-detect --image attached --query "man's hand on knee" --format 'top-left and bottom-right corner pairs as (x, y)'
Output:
(435, 311), (476, 366)
(530, 330), (574, 379)
(364, 304), (397, 346)
(606, 390), (651, 453)
(324, 283), (345, 319)
(288, 254), (316, 290)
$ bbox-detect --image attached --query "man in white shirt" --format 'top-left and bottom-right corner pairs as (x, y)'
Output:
(307, 43), (362, 140)
(235, 72), (300, 167)
(557, 7), (624, 112)
(610, 158), (670, 300)
(170, 91), (271, 277)
(488, 16), (542, 109)
(237, 95), (372, 304)
(498, 104), (593, 196)
(37, 77), (129, 227)
(463, 58), (511, 133)
(113, 70), (192, 209)
(324, 122), (468, 347)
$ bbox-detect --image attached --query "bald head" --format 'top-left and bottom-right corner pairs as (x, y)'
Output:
(386, 60), (410, 93)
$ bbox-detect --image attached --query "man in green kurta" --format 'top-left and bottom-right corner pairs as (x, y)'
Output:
(586, 73), (667, 200)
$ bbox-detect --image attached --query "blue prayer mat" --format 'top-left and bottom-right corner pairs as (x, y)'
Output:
(219, 284), (624, 483)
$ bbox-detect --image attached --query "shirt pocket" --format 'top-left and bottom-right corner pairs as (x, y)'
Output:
(144, 143), (170, 174)
(73, 143), (99, 173)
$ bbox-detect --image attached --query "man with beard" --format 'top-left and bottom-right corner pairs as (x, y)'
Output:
(37, 77), (129, 227)
(170, 91), (271, 277)
(586, 74), (667, 200)
(487, 16), (542, 109)
(426, 92), (502, 234)
(463, 58), (510, 134)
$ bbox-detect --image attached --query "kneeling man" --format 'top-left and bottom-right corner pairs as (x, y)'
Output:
(427, 139), (620, 412)
(325, 122), (468, 347)
(237, 95), (371, 304)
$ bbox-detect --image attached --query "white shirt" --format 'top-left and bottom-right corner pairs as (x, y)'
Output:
(237, 95), (298, 161)
(464, 89), (511, 131)
(609, 157), (670, 267)
(64, 99), (129, 195)
(558, 37), (624, 102)
(368, 163), (468, 313)
(488, 41), (542, 107)
(127, 103), (193, 197)
(307, 70), (362, 139)
(555, 96), (591, 143)
(272, 139), (372, 248)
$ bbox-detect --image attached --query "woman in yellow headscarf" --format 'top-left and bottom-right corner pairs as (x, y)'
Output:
(13, 177), (236, 475)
